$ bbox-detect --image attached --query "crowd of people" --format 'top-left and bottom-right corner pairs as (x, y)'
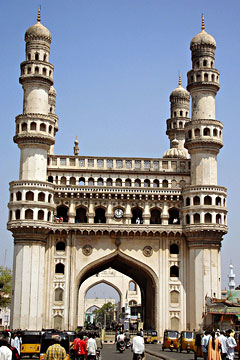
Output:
(0, 332), (21, 360)
(201, 329), (237, 360)
(72, 332), (103, 360)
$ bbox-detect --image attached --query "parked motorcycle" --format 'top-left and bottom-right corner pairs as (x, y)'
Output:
(117, 340), (125, 353)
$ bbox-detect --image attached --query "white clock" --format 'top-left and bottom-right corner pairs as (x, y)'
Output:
(114, 208), (124, 219)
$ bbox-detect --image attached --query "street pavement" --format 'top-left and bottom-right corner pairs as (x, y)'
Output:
(101, 343), (169, 359)
(145, 344), (194, 359)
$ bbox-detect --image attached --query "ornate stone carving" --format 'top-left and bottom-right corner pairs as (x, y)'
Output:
(82, 244), (93, 256)
(143, 246), (153, 257)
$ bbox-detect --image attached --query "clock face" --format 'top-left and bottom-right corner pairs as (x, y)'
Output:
(114, 208), (123, 219)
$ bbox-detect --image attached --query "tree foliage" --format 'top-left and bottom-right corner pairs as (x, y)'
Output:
(0, 266), (12, 307)
(93, 302), (115, 325)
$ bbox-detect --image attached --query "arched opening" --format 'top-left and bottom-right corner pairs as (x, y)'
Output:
(77, 251), (157, 330)
(204, 73), (208, 81)
(106, 178), (112, 186)
(53, 316), (63, 330)
(186, 197), (190, 206)
(131, 207), (143, 224)
(16, 192), (22, 201)
(9, 211), (12, 221)
(55, 263), (65, 274)
(162, 180), (168, 188)
(179, 121), (183, 128)
(26, 191), (34, 201)
(170, 265), (179, 278)
(203, 127), (210, 136)
(27, 66), (31, 74)
(42, 67), (47, 76)
(56, 241), (66, 252)
(88, 177), (94, 186)
(60, 176), (66, 185)
(75, 207), (87, 223)
(69, 177), (76, 185)
(25, 209), (33, 220)
(79, 177), (85, 186)
(144, 179), (150, 187)
(35, 66), (39, 74)
(129, 300), (137, 306)
(216, 214), (221, 224)
(193, 196), (200, 205)
(205, 213), (212, 224)
(170, 244), (179, 255)
(171, 317), (179, 330)
(21, 123), (27, 131)
(16, 209), (20, 220)
(55, 288), (63, 302)
(168, 208), (180, 224)
(134, 179), (141, 187)
(115, 178), (122, 186)
(35, 53), (39, 60)
(40, 123), (46, 132)
(129, 281), (137, 291)
(43, 54), (47, 61)
(216, 196), (221, 206)
(194, 128), (200, 137)
(125, 178), (132, 187)
(170, 291), (179, 304)
(48, 176), (53, 183)
(204, 196), (212, 205)
(153, 179), (159, 188)
(47, 211), (51, 222)
(38, 210), (44, 221)
(213, 129), (218, 137)
(194, 213), (200, 224)
(49, 125), (52, 134)
(188, 130), (192, 139)
(94, 208), (106, 223)
(38, 192), (45, 202)
(150, 209), (161, 224)
(30, 122), (36, 130)
(56, 206), (69, 222)
(186, 214), (190, 224)
(97, 178), (103, 186)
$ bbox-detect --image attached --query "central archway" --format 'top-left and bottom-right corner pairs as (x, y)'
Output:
(75, 250), (158, 330)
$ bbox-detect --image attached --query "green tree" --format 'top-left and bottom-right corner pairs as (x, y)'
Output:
(0, 266), (12, 307)
(93, 302), (115, 326)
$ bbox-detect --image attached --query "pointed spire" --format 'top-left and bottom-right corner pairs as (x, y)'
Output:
(178, 73), (182, 87)
(37, 6), (41, 23)
(201, 13), (205, 31)
(74, 136), (79, 156)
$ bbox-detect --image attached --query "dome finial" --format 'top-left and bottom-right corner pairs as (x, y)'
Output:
(201, 13), (205, 31)
(178, 73), (182, 87)
(37, 6), (41, 23)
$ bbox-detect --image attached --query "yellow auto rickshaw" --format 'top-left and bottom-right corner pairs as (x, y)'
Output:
(194, 332), (203, 359)
(179, 331), (195, 353)
(144, 330), (158, 344)
(20, 330), (42, 358)
(40, 331), (70, 360)
(162, 330), (179, 352)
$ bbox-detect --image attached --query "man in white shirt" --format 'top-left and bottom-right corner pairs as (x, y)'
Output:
(132, 332), (145, 360)
(86, 334), (97, 360)
(201, 330), (210, 360)
(0, 338), (12, 360)
(218, 330), (227, 360)
(226, 329), (236, 360)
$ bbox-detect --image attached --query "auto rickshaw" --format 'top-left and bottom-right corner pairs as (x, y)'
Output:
(162, 330), (179, 352)
(40, 331), (70, 360)
(179, 331), (195, 353)
(193, 332), (203, 359)
(20, 330), (42, 358)
(144, 330), (158, 344)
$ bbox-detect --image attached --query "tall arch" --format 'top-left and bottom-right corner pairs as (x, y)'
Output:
(75, 250), (158, 330)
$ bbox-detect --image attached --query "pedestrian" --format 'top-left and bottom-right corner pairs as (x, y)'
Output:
(12, 335), (20, 356)
(0, 338), (12, 360)
(201, 330), (210, 360)
(86, 333), (97, 360)
(208, 331), (221, 360)
(76, 334), (87, 360)
(72, 333), (80, 360)
(132, 331), (145, 360)
(45, 335), (67, 360)
(94, 333), (102, 360)
(226, 329), (236, 360)
(218, 331), (227, 360)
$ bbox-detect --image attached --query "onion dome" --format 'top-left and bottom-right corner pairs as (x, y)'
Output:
(49, 86), (56, 97)
(25, 7), (51, 43)
(163, 138), (188, 159)
(170, 75), (190, 101)
(190, 14), (216, 50)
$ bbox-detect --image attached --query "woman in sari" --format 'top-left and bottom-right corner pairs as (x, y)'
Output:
(208, 331), (221, 360)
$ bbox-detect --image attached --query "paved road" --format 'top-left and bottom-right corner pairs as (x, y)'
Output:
(145, 344), (194, 359)
(101, 344), (161, 359)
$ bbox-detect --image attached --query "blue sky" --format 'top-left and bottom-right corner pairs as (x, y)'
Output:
(0, 0), (239, 291)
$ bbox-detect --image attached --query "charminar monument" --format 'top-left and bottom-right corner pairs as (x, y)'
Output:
(7, 10), (228, 333)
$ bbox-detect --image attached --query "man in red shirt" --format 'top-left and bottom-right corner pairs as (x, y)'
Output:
(76, 334), (87, 360)
(72, 334), (80, 360)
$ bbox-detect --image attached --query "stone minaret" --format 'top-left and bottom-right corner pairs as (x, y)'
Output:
(183, 15), (228, 330)
(8, 8), (56, 330)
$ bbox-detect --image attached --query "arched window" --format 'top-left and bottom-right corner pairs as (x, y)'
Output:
(203, 60), (207, 67)
(27, 67), (31, 74)
(186, 214), (190, 224)
(48, 176), (53, 183)
(204, 196), (212, 205)
(203, 127), (210, 136)
(43, 54), (47, 61)
(35, 66), (39, 74)
(56, 241), (66, 252)
(134, 179), (141, 187)
(162, 180), (168, 188)
(205, 213), (212, 223)
(174, 111), (177, 117)
(170, 244), (179, 255)
(22, 123), (27, 131)
(97, 178), (103, 186)
(94, 208), (106, 223)
(131, 207), (143, 224)
(170, 265), (179, 277)
(144, 179), (150, 187)
(106, 178), (112, 186)
(42, 68), (47, 76)
(170, 291), (179, 304)
(69, 177), (76, 185)
(25, 209), (33, 219)
(47, 211), (51, 222)
(171, 317), (179, 331)
(79, 177), (85, 186)
(212, 74), (215, 82)
(194, 128), (200, 137)
(188, 130), (192, 139)
(216, 196), (221, 206)
(153, 179), (159, 188)
(194, 213), (200, 224)
(193, 196), (200, 205)
(168, 208), (180, 225)
(26, 191), (34, 201)
(9, 211), (12, 221)
(204, 73), (208, 81)
(54, 315), (62, 330)
(180, 111), (183, 116)
(35, 53), (39, 60)
(55, 288), (63, 302)
(116, 178), (122, 186)
(216, 214), (221, 224)
(186, 197), (190, 206)
(88, 177), (94, 186)
(75, 207), (87, 223)
(129, 300), (137, 306)
(213, 128), (218, 136)
(129, 281), (136, 291)
(125, 178), (131, 187)
(56, 206), (68, 222)
(16, 192), (22, 201)
(40, 123), (46, 132)
(150, 209), (161, 224)
(38, 192), (45, 202)
(60, 176), (66, 185)
(28, 53), (31, 60)
(179, 121), (183, 128)
(30, 122), (36, 130)
(49, 125), (52, 134)
(16, 209), (20, 220)
(55, 263), (65, 274)
(38, 210), (44, 220)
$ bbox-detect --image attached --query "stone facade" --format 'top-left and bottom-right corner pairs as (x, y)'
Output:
(8, 12), (228, 334)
